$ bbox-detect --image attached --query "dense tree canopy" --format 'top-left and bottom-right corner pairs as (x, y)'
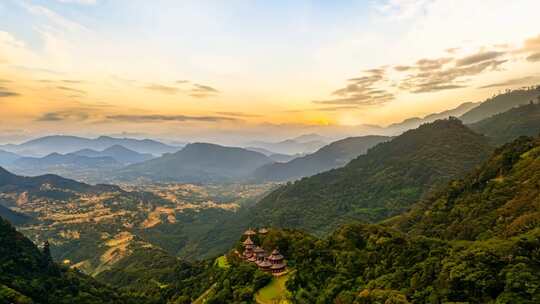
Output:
(250, 119), (493, 234)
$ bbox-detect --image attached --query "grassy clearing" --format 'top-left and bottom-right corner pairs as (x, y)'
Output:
(255, 272), (292, 304)
(215, 255), (230, 268)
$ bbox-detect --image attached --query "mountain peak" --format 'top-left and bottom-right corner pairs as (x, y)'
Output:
(251, 119), (493, 233)
(0, 166), (12, 176)
(103, 144), (132, 152)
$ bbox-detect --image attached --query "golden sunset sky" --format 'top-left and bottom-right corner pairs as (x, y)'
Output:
(1, 0), (540, 144)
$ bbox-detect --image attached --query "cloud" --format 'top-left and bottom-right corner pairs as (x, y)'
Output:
(0, 87), (20, 98)
(57, 0), (97, 5)
(515, 34), (540, 62)
(22, 3), (89, 33)
(215, 112), (262, 118)
(522, 34), (540, 52)
(314, 68), (394, 106)
(456, 51), (505, 66)
(416, 57), (453, 70)
(527, 52), (540, 62)
(144, 82), (220, 97)
(36, 110), (90, 121)
(105, 114), (238, 123)
(400, 57), (507, 93)
(56, 86), (86, 94)
(478, 76), (538, 89)
(145, 84), (179, 94)
(394, 65), (412, 72)
(11, 65), (62, 75)
(314, 106), (360, 112)
(445, 47), (460, 54)
(376, 0), (433, 20)
(190, 84), (220, 98)
(192, 84), (219, 93)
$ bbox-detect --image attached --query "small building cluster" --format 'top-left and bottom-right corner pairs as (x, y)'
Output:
(241, 228), (287, 276)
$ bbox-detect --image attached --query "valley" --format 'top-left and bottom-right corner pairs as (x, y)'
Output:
(2, 176), (275, 276)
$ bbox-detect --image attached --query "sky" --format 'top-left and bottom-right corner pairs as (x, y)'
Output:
(1, 0), (540, 144)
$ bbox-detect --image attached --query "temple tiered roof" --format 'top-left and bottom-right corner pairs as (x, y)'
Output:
(243, 228), (257, 236)
(239, 230), (286, 275)
(268, 249), (284, 261)
(242, 236), (254, 246)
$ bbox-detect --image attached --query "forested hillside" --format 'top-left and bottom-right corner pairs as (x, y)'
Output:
(469, 102), (540, 146)
(252, 135), (390, 182)
(460, 86), (540, 123)
(250, 118), (493, 234)
(393, 135), (540, 240)
(0, 217), (127, 304)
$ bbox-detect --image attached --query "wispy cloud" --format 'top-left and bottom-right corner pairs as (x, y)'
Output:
(144, 82), (220, 98)
(21, 3), (90, 33)
(105, 114), (238, 123)
(0, 87), (20, 98)
(145, 84), (179, 94)
(527, 52), (540, 62)
(313, 68), (394, 106)
(57, 0), (97, 5)
(376, 0), (433, 20)
(314, 106), (360, 112)
(11, 65), (62, 75)
(397, 54), (508, 93)
(190, 84), (220, 98)
(478, 76), (538, 89)
(36, 110), (90, 121)
(215, 112), (262, 118)
(56, 86), (86, 94)
(455, 51), (505, 66)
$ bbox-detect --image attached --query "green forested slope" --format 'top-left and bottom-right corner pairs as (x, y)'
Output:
(92, 132), (540, 303)
(250, 118), (493, 234)
(251, 135), (390, 182)
(393, 135), (540, 240)
(276, 224), (540, 303)
(469, 102), (540, 146)
(0, 217), (127, 304)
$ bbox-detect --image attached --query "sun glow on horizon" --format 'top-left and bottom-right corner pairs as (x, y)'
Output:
(1, 0), (540, 143)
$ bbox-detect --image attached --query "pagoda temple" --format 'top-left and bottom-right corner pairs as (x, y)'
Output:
(267, 249), (286, 274)
(240, 228), (286, 276)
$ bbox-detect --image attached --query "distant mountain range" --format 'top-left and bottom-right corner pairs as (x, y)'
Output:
(9, 153), (122, 180)
(0, 166), (119, 203)
(0, 149), (20, 167)
(14, 153), (120, 169)
(252, 135), (390, 182)
(245, 147), (303, 162)
(250, 118), (494, 234)
(71, 145), (154, 165)
(385, 101), (480, 135)
(290, 133), (330, 143)
(0, 135), (179, 157)
(116, 143), (274, 183)
(245, 138), (328, 155)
